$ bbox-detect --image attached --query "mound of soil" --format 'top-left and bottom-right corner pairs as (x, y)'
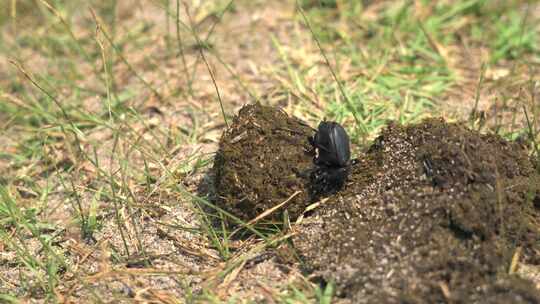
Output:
(213, 103), (315, 221)
(294, 119), (540, 303)
(213, 105), (540, 302)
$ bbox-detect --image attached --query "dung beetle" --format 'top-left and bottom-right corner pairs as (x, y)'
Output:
(310, 121), (351, 167)
(307, 121), (353, 196)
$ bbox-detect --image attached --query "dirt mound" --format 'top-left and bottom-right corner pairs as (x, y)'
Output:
(213, 105), (540, 302)
(294, 119), (540, 303)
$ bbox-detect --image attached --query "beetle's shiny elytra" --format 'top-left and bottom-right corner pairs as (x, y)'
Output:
(312, 121), (351, 167)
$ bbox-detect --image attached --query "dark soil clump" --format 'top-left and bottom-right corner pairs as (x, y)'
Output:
(213, 103), (315, 221)
(293, 119), (540, 303)
(213, 105), (540, 302)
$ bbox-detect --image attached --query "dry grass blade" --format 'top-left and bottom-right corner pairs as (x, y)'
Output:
(295, 0), (362, 129)
(509, 246), (522, 274)
(183, 3), (229, 128)
(295, 197), (329, 225)
(229, 190), (302, 239)
(88, 8), (162, 101)
(84, 267), (194, 283)
(8, 59), (83, 156)
(38, 0), (92, 61)
(218, 259), (247, 296)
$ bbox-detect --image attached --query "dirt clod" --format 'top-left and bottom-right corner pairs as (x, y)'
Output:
(213, 103), (315, 221)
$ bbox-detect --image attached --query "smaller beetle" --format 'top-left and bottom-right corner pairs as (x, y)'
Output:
(310, 121), (351, 168)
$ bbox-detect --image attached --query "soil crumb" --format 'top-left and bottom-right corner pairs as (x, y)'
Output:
(294, 119), (540, 303)
(213, 103), (315, 221)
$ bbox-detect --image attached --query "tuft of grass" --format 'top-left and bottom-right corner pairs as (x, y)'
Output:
(0, 185), (66, 300)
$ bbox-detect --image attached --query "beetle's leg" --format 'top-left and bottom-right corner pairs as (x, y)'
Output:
(321, 166), (350, 187)
(292, 167), (314, 179)
(309, 165), (349, 198)
(422, 156), (434, 178)
(307, 134), (315, 147)
(305, 135), (320, 160)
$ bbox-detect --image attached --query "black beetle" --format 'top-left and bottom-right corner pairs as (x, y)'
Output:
(310, 121), (351, 168)
(306, 121), (353, 196)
